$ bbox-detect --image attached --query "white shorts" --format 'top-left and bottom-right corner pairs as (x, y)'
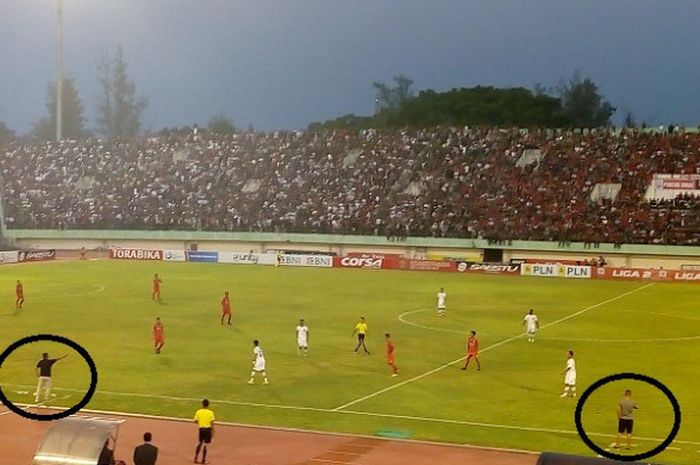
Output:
(438, 306), (446, 311)
(253, 360), (266, 372)
(527, 326), (537, 335)
(297, 338), (308, 348)
(565, 372), (576, 386)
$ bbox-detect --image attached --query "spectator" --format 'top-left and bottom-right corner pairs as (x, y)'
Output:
(0, 128), (697, 245)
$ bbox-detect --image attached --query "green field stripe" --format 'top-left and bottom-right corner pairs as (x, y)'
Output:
(333, 283), (655, 411)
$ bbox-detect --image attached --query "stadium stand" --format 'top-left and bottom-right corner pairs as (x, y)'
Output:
(1, 127), (698, 245)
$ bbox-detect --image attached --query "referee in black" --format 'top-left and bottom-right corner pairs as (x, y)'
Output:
(615, 389), (638, 449)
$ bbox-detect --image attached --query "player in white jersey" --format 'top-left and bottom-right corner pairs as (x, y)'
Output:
(561, 350), (576, 397)
(437, 288), (447, 317)
(296, 318), (309, 356)
(248, 340), (269, 385)
(522, 308), (540, 342)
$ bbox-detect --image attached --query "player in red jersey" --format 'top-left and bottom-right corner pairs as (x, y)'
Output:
(15, 280), (24, 309)
(152, 274), (162, 301)
(153, 317), (165, 354)
(220, 291), (232, 326)
(461, 330), (481, 371)
(385, 333), (398, 377)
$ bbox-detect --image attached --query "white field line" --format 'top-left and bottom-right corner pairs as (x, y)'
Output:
(4, 389), (697, 448)
(399, 307), (700, 343)
(398, 309), (466, 335)
(334, 283), (655, 411)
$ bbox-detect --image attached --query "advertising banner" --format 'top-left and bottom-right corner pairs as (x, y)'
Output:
(109, 248), (163, 261)
(220, 252), (277, 265)
(163, 250), (186, 262)
(398, 259), (456, 272)
(333, 254), (400, 269)
(520, 263), (591, 279)
(456, 261), (520, 275)
(0, 250), (19, 264)
(18, 249), (56, 262)
(280, 254), (333, 267)
(186, 251), (219, 263)
(592, 267), (687, 282)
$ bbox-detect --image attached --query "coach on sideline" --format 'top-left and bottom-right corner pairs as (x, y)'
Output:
(615, 389), (638, 449)
(133, 432), (158, 465)
(194, 399), (215, 464)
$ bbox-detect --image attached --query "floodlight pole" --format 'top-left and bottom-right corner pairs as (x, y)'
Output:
(56, 0), (64, 141)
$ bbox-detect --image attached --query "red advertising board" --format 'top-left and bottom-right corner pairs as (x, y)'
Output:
(333, 254), (399, 269)
(18, 249), (56, 262)
(593, 267), (677, 282)
(109, 248), (163, 261)
(398, 259), (456, 272)
(456, 261), (520, 275)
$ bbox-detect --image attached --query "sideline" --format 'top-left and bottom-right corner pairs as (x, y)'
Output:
(4, 391), (696, 448)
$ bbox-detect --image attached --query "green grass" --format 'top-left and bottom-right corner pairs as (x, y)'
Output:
(1, 260), (699, 464)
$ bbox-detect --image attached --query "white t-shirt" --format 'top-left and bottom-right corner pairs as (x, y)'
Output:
(296, 325), (309, 345)
(565, 358), (576, 384)
(437, 291), (447, 308)
(524, 314), (539, 330)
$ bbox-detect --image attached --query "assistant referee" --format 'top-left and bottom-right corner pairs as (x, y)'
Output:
(194, 399), (215, 464)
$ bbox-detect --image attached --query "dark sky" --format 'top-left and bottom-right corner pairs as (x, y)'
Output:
(2, 0), (699, 134)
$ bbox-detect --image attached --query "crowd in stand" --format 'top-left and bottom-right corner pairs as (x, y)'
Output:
(1, 127), (698, 245)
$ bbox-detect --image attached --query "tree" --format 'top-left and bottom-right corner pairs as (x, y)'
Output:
(372, 74), (414, 111)
(208, 114), (236, 135)
(96, 45), (148, 138)
(557, 71), (615, 128)
(0, 120), (14, 145)
(31, 78), (88, 141)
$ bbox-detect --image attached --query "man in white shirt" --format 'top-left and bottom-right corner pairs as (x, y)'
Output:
(437, 288), (447, 317)
(248, 340), (269, 385)
(561, 350), (577, 398)
(522, 309), (540, 343)
(296, 319), (309, 356)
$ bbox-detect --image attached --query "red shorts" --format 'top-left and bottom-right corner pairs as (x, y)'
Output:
(467, 352), (478, 357)
(386, 354), (395, 364)
(154, 338), (164, 345)
(222, 309), (231, 315)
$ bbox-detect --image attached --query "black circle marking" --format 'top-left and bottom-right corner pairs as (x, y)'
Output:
(0, 334), (98, 421)
(574, 372), (681, 462)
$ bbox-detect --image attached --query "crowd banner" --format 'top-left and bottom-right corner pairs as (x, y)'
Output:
(398, 259), (456, 272)
(186, 251), (219, 263)
(280, 254), (333, 267)
(109, 248), (163, 261)
(456, 261), (520, 275)
(520, 263), (591, 279)
(18, 249), (56, 262)
(0, 250), (19, 264)
(333, 254), (400, 269)
(163, 250), (186, 262)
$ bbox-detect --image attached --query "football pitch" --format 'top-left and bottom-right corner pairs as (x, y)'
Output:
(1, 260), (699, 464)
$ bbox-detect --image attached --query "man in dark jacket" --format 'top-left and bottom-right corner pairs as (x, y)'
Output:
(133, 432), (158, 465)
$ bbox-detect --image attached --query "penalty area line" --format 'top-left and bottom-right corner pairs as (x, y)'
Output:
(334, 282), (655, 411)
